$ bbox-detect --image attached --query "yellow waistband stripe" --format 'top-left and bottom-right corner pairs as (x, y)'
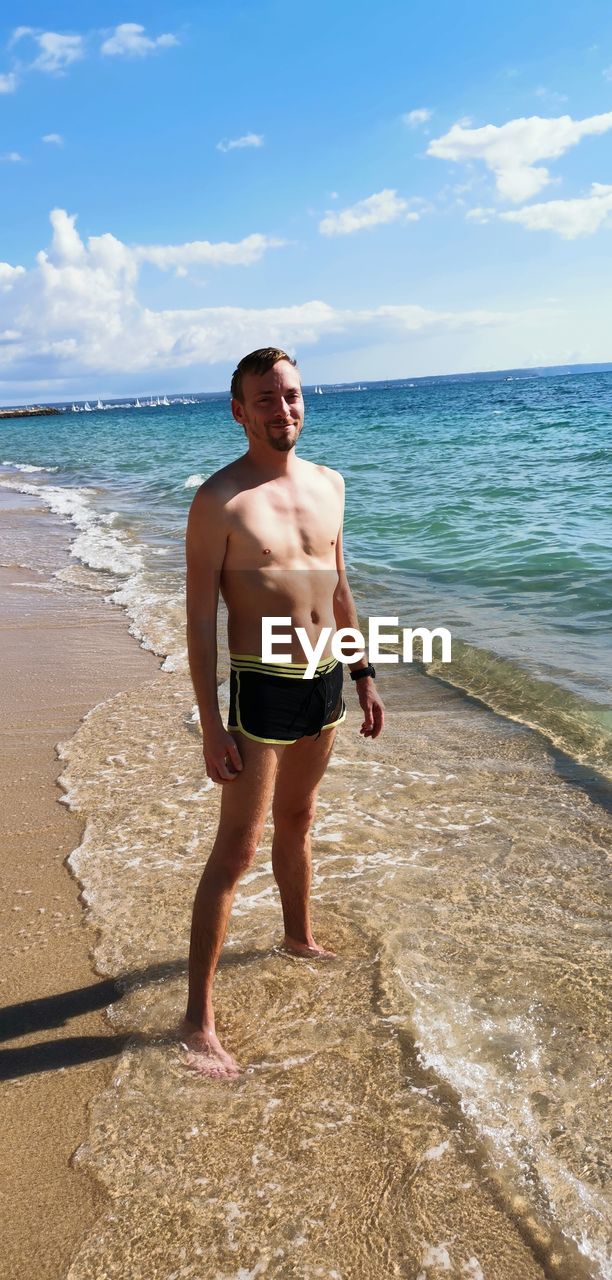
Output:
(230, 651), (338, 679)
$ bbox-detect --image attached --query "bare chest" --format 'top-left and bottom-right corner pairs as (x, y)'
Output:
(225, 482), (341, 569)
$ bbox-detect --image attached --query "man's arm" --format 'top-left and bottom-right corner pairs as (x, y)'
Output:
(331, 475), (384, 740)
(186, 482), (243, 783)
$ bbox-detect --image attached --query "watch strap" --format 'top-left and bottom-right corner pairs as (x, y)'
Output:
(350, 664), (376, 682)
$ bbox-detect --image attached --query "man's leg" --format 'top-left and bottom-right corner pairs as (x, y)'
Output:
(271, 728), (337, 957)
(180, 733), (281, 1076)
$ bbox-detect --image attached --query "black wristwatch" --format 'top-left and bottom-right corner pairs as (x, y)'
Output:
(350, 664), (376, 682)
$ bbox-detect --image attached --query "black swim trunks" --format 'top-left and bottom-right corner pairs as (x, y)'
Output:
(227, 652), (346, 744)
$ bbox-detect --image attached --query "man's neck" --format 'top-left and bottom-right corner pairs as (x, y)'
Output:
(245, 441), (299, 479)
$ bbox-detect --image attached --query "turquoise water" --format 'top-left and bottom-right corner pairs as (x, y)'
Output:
(1, 369), (611, 775)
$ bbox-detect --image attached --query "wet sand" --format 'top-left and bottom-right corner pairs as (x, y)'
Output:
(0, 490), (158, 1280)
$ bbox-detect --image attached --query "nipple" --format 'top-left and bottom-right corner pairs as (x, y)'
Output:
(262, 548), (271, 555)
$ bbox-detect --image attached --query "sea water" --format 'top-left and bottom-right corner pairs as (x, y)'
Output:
(2, 371), (611, 774)
(1, 371), (611, 1278)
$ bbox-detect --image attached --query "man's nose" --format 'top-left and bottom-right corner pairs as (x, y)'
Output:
(275, 398), (294, 416)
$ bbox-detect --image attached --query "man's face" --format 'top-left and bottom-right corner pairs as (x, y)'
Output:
(232, 360), (304, 452)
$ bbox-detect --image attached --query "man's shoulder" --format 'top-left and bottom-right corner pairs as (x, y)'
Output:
(187, 461), (246, 534)
(298, 458), (344, 492)
(191, 459), (245, 504)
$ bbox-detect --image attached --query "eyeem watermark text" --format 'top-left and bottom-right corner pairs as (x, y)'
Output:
(262, 617), (452, 678)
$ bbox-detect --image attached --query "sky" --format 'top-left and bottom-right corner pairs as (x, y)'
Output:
(1, 0), (612, 401)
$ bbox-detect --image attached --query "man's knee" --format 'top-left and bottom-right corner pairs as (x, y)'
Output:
(208, 821), (262, 886)
(273, 800), (317, 840)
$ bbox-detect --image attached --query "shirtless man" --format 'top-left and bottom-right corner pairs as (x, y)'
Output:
(180, 347), (384, 1077)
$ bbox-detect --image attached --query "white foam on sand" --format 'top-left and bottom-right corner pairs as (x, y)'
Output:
(407, 986), (612, 1278)
(108, 570), (186, 668)
(0, 478), (142, 576)
(0, 474), (188, 669)
(461, 1260), (485, 1279)
(213, 1263), (268, 1280)
(416, 1245), (486, 1279)
(422, 1139), (451, 1162)
(2, 459), (59, 473)
(417, 1242), (453, 1275)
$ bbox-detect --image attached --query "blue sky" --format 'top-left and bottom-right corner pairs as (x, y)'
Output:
(1, 0), (612, 400)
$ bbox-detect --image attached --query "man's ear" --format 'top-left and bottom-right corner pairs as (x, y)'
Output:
(230, 397), (246, 426)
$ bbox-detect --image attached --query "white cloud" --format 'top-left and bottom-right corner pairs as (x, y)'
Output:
(0, 208), (551, 392)
(603, 66), (612, 82)
(1, 152), (24, 163)
(0, 263), (26, 291)
(319, 189), (417, 235)
(534, 87), (568, 106)
(42, 133), (64, 146)
(28, 32), (85, 73)
(101, 24), (178, 57)
(134, 232), (285, 271)
(500, 183), (612, 237)
(9, 26), (34, 44)
(465, 207), (496, 224)
(216, 133), (264, 152)
(428, 111), (612, 202)
(33, 209), (282, 276)
(3, 27), (83, 83)
(403, 108), (432, 128)
(3, 22), (180, 90)
(466, 183), (612, 237)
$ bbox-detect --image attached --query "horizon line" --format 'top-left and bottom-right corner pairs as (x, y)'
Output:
(1, 359), (612, 410)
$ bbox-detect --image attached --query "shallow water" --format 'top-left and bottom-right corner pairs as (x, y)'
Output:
(55, 664), (611, 1279)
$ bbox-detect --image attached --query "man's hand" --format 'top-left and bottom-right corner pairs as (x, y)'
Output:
(356, 678), (385, 739)
(203, 723), (243, 784)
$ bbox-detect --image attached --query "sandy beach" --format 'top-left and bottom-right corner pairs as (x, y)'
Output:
(0, 489), (158, 1280)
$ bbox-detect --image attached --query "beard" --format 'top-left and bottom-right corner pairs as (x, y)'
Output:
(264, 423), (301, 451)
(267, 432), (297, 452)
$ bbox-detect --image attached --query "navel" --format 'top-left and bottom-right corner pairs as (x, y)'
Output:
(262, 548), (271, 556)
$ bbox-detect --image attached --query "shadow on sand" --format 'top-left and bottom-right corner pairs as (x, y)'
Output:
(0, 950), (270, 1080)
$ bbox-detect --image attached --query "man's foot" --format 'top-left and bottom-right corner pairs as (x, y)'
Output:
(178, 1019), (242, 1079)
(280, 935), (337, 959)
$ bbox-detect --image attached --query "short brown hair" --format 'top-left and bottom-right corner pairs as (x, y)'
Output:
(230, 347), (298, 401)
